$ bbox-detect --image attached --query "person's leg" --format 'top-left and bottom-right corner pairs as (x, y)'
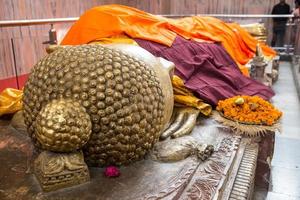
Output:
(272, 23), (279, 47)
(277, 30), (284, 47)
(271, 30), (277, 47)
(277, 27), (287, 47)
(278, 22), (287, 47)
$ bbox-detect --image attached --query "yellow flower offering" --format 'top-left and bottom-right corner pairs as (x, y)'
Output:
(216, 95), (282, 126)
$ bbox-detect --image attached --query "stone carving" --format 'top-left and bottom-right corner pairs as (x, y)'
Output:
(144, 162), (199, 200)
(34, 150), (89, 191)
(137, 136), (241, 200)
(23, 44), (213, 191)
(141, 135), (240, 200)
(228, 144), (258, 199)
(150, 136), (214, 162)
(250, 44), (267, 83)
(181, 135), (241, 200)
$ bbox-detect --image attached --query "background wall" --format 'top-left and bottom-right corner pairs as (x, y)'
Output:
(0, 0), (296, 90)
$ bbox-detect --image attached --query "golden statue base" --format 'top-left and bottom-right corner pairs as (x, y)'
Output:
(34, 150), (90, 192)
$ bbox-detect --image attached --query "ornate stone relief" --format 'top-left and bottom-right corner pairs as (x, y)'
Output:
(34, 151), (89, 191)
(144, 135), (241, 200)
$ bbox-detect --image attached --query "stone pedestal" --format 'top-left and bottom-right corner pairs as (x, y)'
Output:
(250, 59), (267, 84)
(254, 132), (275, 189)
(270, 56), (280, 83)
(0, 117), (262, 200)
(34, 150), (90, 192)
(272, 56), (280, 71)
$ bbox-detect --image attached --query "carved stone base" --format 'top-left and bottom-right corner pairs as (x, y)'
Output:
(1, 117), (263, 199)
(34, 150), (90, 192)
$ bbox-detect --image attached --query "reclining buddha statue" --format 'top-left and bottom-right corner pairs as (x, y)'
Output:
(22, 43), (214, 191)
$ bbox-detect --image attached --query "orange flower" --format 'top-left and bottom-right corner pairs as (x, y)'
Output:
(217, 95), (282, 125)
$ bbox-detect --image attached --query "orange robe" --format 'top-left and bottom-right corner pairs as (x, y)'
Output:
(62, 4), (276, 75)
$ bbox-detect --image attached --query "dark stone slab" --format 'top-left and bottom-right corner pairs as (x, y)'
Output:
(255, 133), (275, 189)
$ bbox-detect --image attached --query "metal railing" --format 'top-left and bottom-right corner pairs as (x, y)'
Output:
(162, 14), (294, 18)
(1, 14), (298, 53)
(0, 17), (78, 27)
(0, 14), (295, 27)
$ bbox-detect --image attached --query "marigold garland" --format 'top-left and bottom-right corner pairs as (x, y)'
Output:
(216, 95), (282, 126)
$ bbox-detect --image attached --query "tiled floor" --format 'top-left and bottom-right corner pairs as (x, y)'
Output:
(255, 61), (300, 200)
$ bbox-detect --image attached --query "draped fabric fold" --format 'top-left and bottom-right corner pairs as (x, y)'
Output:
(61, 4), (276, 75)
(172, 76), (212, 116)
(135, 36), (275, 106)
(0, 88), (23, 117)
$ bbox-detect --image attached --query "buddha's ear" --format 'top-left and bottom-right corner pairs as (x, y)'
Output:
(45, 45), (69, 54)
(157, 57), (175, 80)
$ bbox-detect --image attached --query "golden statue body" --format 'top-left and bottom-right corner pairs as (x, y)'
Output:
(23, 44), (213, 191)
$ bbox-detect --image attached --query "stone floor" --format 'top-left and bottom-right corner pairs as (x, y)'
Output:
(254, 61), (300, 200)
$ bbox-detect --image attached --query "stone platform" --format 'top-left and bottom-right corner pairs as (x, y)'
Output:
(0, 116), (266, 200)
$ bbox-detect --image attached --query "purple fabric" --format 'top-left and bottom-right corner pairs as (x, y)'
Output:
(135, 36), (275, 106)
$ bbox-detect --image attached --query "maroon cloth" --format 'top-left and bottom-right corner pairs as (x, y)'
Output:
(135, 36), (275, 106)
